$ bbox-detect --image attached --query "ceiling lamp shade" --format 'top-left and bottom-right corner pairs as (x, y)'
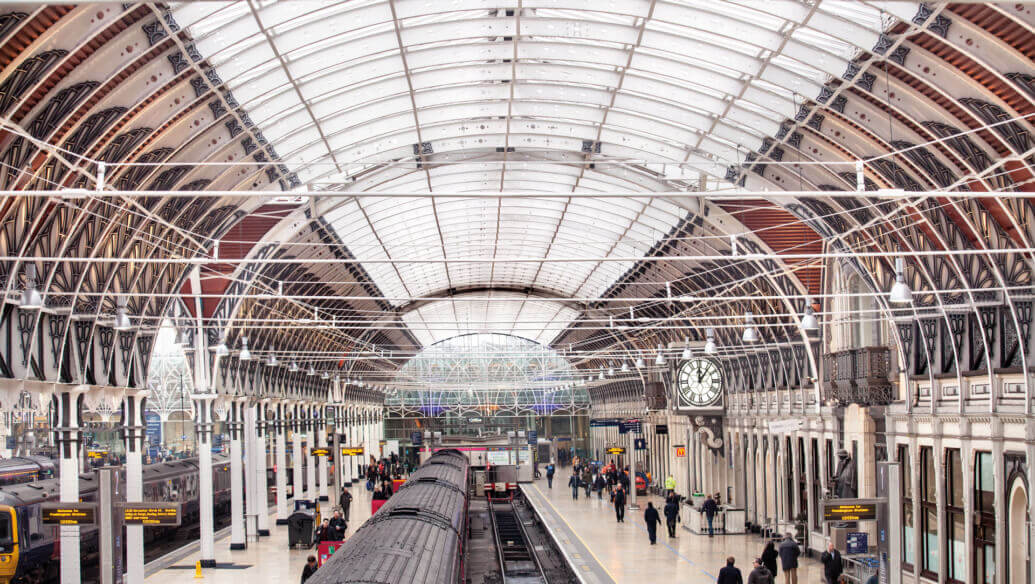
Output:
(655, 344), (666, 366)
(635, 356), (646, 369)
(889, 258), (913, 304)
(306, 365), (316, 376)
(607, 366), (615, 377)
(289, 361), (299, 372)
(742, 311), (759, 343)
(265, 354), (278, 367)
(19, 264), (42, 309)
(113, 297), (133, 332)
(681, 337), (692, 360)
(239, 337), (251, 361)
(598, 370), (605, 380)
(621, 361), (630, 373)
(321, 371), (330, 380)
(213, 337), (229, 356)
(704, 328), (717, 355)
(800, 302), (819, 332)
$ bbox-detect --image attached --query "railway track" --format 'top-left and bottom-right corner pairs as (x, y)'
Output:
(489, 498), (547, 584)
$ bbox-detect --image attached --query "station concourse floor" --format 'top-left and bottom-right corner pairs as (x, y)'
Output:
(145, 483), (374, 583)
(525, 475), (827, 584)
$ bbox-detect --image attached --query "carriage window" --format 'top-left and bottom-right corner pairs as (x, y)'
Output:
(0, 512), (12, 544)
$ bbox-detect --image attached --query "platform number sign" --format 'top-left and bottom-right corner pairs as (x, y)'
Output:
(676, 358), (723, 407)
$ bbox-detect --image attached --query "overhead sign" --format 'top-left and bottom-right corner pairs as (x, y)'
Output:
(618, 420), (642, 434)
(311, 448), (331, 457)
(145, 411), (162, 445)
(411, 431), (423, 446)
(123, 503), (181, 526)
(527, 431), (537, 445)
(823, 500), (879, 522)
(340, 447), (364, 456)
(606, 447), (626, 455)
(590, 418), (620, 428)
(87, 450), (107, 460)
(42, 503), (98, 526)
(674, 445), (687, 458)
(655, 424), (669, 435)
(768, 419), (803, 434)
(634, 438), (647, 450)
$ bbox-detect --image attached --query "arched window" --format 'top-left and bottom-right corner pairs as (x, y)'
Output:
(847, 273), (883, 348)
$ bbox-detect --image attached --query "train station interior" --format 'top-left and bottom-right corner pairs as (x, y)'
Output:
(0, 1), (1032, 583)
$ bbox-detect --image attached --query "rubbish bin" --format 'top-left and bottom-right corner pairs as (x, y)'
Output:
(288, 509), (316, 548)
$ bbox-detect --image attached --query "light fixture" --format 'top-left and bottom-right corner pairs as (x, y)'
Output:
(173, 328), (187, 348)
(681, 337), (692, 360)
(635, 356), (645, 369)
(655, 344), (666, 366)
(889, 258), (912, 304)
(238, 337), (251, 361)
(213, 337), (229, 356)
(265, 354), (278, 367)
(113, 297), (133, 331)
(598, 370), (605, 380)
(800, 302), (819, 332)
(621, 361), (630, 373)
(607, 366), (615, 377)
(18, 264), (42, 309)
(705, 328), (717, 355)
(289, 361), (299, 372)
(321, 371), (330, 380)
(306, 365), (316, 376)
(742, 311), (759, 343)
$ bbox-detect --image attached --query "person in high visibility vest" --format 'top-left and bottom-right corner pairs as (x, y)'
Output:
(664, 474), (676, 496)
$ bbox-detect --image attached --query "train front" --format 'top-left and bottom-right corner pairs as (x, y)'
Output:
(0, 505), (18, 584)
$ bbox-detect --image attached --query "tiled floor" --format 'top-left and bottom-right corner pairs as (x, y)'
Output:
(145, 485), (373, 583)
(526, 476), (826, 584)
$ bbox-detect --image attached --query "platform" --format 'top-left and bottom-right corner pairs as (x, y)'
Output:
(523, 476), (826, 584)
(145, 486), (374, 583)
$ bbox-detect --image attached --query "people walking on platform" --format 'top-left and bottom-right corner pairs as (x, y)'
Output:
(316, 518), (334, 543)
(613, 484), (626, 522)
(702, 493), (718, 537)
(582, 468), (593, 498)
(664, 494), (679, 538)
(717, 556), (743, 584)
(339, 486), (353, 522)
(761, 540), (779, 579)
(821, 542), (843, 584)
(778, 533), (801, 584)
(594, 473), (605, 499)
(329, 510), (347, 540)
(569, 472), (580, 500)
(748, 558), (775, 584)
(301, 555), (318, 583)
(546, 462), (555, 488)
(644, 501), (661, 544)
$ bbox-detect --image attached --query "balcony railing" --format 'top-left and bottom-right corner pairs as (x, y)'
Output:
(822, 347), (893, 405)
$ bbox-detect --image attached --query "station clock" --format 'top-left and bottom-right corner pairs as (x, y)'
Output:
(675, 358), (723, 407)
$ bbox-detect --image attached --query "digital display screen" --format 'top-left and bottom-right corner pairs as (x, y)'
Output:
(123, 503), (181, 526)
(42, 504), (97, 526)
(823, 502), (877, 522)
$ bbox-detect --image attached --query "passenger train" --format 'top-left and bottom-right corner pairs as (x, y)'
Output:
(0, 455), (234, 584)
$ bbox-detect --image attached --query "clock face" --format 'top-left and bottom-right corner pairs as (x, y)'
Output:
(676, 358), (722, 407)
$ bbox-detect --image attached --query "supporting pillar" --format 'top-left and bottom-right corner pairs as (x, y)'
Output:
(317, 406), (329, 501)
(228, 399), (246, 550)
(275, 402), (289, 525)
(243, 401), (258, 540)
(255, 402), (270, 536)
(193, 393), (217, 567)
(292, 403), (304, 502)
(306, 404), (317, 502)
(54, 385), (87, 584)
(342, 407), (353, 486)
(122, 389), (148, 582)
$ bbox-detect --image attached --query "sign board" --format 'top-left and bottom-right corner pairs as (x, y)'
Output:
(823, 500), (879, 522)
(527, 431), (537, 445)
(411, 431), (423, 446)
(42, 503), (98, 526)
(634, 438), (647, 450)
(606, 447), (626, 455)
(655, 424), (668, 435)
(768, 419), (803, 434)
(674, 445), (687, 458)
(486, 450), (510, 466)
(618, 420), (642, 434)
(311, 448), (331, 457)
(122, 503), (181, 526)
(590, 418), (620, 428)
(340, 447), (364, 456)
(144, 411), (161, 445)
(846, 531), (868, 555)
(87, 450), (107, 460)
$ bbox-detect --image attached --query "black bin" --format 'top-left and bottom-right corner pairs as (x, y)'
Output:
(288, 509), (316, 548)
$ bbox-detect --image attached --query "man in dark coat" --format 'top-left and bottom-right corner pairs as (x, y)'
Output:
(301, 555), (318, 583)
(339, 486), (353, 522)
(664, 495), (680, 537)
(748, 558), (775, 584)
(717, 556), (743, 584)
(613, 484), (626, 522)
(328, 510), (347, 540)
(644, 502), (661, 544)
(702, 494), (719, 537)
(821, 542), (843, 584)
(778, 533), (801, 584)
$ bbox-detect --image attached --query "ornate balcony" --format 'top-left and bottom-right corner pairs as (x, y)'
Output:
(822, 347), (893, 405)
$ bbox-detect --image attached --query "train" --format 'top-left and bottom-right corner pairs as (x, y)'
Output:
(308, 449), (470, 584)
(0, 459), (56, 488)
(0, 455), (234, 584)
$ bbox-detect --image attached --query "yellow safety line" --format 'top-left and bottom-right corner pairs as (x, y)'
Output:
(526, 482), (619, 583)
